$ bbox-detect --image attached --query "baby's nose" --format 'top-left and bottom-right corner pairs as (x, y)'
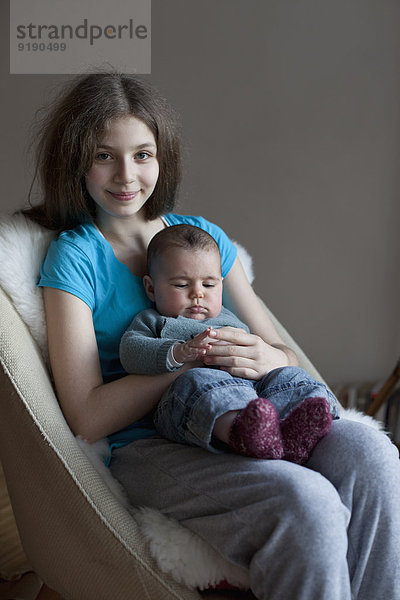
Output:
(191, 286), (204, 300)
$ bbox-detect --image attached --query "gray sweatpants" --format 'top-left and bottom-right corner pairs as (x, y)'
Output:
(110, 419), (400, 600)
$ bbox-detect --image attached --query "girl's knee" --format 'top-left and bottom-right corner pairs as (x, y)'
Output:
(308, 418), (400, 498)
(326, 418), (397, 466)
(347, 419), (400, 484)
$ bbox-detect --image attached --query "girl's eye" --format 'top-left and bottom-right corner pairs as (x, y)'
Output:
(135, 151), (151, 161)
(95, 152), (112, 161)
(203, 283), (215, 288)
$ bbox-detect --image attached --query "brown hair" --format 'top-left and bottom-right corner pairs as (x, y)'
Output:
(147, 224), (220, 276)
(23, 72), (181, 230)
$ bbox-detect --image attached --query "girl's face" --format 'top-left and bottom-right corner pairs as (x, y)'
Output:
(85, 116), (159, 221)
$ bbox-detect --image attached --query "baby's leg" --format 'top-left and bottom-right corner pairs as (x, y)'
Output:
(254, 366), (338, 463)
(155, 368), (283, 458)
(154, 368), (256, 452)
(280, 397), (333, 464)
(226, 398), (284, 459)
(255, 366), (339, 420)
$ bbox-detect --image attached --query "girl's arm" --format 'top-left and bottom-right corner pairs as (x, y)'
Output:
(203, 256), (299, 379)
(44, 287), (184, 443)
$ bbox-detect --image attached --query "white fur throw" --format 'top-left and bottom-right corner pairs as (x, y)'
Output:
(0, 212), (384, 591)
(0, 213), (55, 364)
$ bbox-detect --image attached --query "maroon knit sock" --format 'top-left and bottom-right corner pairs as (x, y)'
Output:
(229, 398), (284, 459)
(280, 397), (333, 465)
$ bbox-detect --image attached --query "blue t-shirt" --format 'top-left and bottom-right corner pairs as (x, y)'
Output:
(38, 214), (237, 449)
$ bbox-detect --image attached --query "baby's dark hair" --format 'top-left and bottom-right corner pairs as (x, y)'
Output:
(23, 71), (181, 231)
(147, 225), (221, 276)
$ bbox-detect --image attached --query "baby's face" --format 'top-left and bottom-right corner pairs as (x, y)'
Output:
(148, 247), (223, 320)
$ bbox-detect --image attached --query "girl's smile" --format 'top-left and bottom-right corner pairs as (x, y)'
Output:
(108, 191), (140, 201)
(85, 116), (159, 221)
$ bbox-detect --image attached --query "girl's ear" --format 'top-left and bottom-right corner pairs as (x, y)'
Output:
(143, 275), (155, 301)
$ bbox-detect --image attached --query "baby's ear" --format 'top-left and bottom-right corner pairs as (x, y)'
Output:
(143, 275), (155, 301)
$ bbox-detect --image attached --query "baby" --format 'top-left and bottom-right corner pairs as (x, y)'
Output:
(120, 224), (339, 464)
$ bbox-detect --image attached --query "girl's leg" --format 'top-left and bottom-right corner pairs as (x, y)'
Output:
(306, 418), (400, 600)
(110, 438), (352, 600)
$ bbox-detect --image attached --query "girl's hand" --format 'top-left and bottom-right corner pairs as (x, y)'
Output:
(203, 326), (290, 380)
(173, 327), (215, 364)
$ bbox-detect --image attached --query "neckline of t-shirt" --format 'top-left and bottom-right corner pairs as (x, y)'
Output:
(90, 217), (171, 277)
(92, 217), (171, 239)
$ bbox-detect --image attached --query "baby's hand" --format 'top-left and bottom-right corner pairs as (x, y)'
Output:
(173, 327), (216, 364)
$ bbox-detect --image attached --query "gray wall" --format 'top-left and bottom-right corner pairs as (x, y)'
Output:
(1, 1), (399, 386)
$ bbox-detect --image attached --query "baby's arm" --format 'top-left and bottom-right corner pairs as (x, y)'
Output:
(172, 327), (216, 364)
(120, 310), (182, 374)
(120, 311), (214, 374)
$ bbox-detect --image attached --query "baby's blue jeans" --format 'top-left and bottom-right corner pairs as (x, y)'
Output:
(153, 366), (339, 452)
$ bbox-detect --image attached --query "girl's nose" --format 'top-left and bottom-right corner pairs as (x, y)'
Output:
(114, 159), (136, 184)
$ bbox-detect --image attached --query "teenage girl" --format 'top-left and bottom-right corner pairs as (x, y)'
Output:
(24, 72), (400, 600)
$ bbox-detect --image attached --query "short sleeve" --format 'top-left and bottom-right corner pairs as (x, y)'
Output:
(38, 237), (96, 310)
